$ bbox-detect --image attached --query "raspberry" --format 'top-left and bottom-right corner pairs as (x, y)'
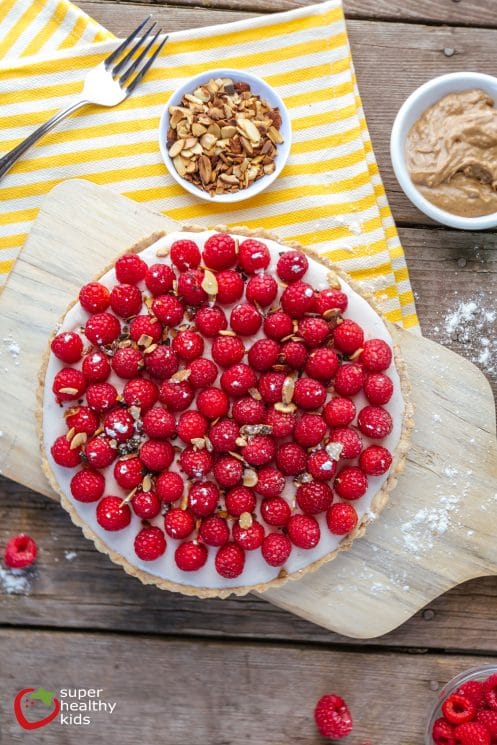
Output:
(314, 694), (353, 739)
(172, 330), (204, 361)
(277, 250), (308, 282)
(151, 294), (184, 326)
(144, 345), (179, 379)
(334, 363), (364, 396)
(329, 427), (363, 459)
(84, 436), (117, 468)
(85, 312), (121, 346)
(315, 287), (348, 315)
(360, 338), (392, 372)
(323, 397), (356, 428)
(263, 310), (293, 340)
(114, 457), (143, 489)
(134, 526), (166, 561)
(212, 455), (243, 487)
(178, 269), (208, 305)
(238, 238), (270, 274)
(142, 407), (177, 439)
(170, 239), (201, 271)
(264, 407), (295, 437)
(359, 445), (392, 476)
(216, 270), (244, 304)
(276, 443), (307, 475)
(230, 303), (262, 336)
(307, 449), (338, 481)
(175, 541), (208, 571)
(51, 435), (82, 467)
(188, 481), (219, 517)
(123, 378), (159, 410)
(458, 681), (485, 708)
(53, 368), (87, 402)
(246, 273), (278, 306)
(96, 496), (131, 531)
(79, 282), (110, 313)
(262, 533), (292, 566)
(298, 317), (329, 348)
(364, 372), (394, 405)
(334, 467), (368, 500)
(333, 319), (364, 354)
(287, 514), (320, 548)
(484, 674), (497, 710)
(203, 232), (237, 269)
(477, 711), (497, 736)
(115, 253), (147, 284)
(255, 467), (286, 498)
(129, 315), (162, 344)
(225, 486), (256, 517)
(111, 347), (143, 379)
(65, 406), (99, 436)
(221, 363), (257, 397)
(296, 482), (333, 514)
(280, 340), (308, 369)
(103, 408), (135, 442)
(305, 348), (339, 381)
(197, 387), (229, 419)
(145, 263), (175, 296)
(233, 397), (266, 425)
(208, 418), (239, 452)
(258, 371), (286, 404)
(4, 534), (37, 569)
(327, 502), (358, 535)
(281, 281), (315, 318)
(51, 331), (83, 363)
(294, 413), (327, 448)
(215, 542), (245, 578)
(357, 405), (393, 439)
(242, 435), (276, 466)
(212, 335), (245, 368)
(132, 490), (161, 519)
(454, 723), (490, 745)
(432, 718), (456, 745)
(247, 338), (280, 371)
(180, 447), (213, 479)
(110, 283), (142, 318)
(139, 440), (174, 471)
(261, 496), (291, 526)
(293, 378), (327, 410)
(164, 508), (195, 539)
(177, 410), (208, 443)
(233, 518), (265, 550)
(86, 382), (118, 412)
(199, 515), (230, 546)
(70, 468), (105, 502)
(159, 380), (194, 411)
(195, 305), (228, 337)
(79, 349), (112, 385)
(188, 358), (218, 388)
(156, 471), (184, 503)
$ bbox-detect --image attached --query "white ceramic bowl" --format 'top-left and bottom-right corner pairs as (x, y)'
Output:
(158, 68), (291, 203)
(391, 71), (497, 230)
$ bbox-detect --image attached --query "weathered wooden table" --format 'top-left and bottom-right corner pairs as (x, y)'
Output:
(1, 2), (496, 743)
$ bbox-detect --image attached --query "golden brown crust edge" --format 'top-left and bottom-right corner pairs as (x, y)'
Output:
(37, 226), (414, 600)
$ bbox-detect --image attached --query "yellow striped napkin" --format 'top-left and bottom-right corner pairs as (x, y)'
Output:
(0, 0), (418, 329)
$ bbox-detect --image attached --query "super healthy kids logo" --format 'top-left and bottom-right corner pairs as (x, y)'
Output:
(14, 686), (117, 729)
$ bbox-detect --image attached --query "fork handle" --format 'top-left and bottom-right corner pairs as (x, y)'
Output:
(0, 99), (89, 181)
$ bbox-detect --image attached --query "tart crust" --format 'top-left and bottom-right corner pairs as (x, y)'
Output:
(38, 227), (414, 599)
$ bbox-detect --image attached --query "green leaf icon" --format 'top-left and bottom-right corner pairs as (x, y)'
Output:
(29, 688), (56, 707)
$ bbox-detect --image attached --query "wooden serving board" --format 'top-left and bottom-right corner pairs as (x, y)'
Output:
(1, 179), (496, 639)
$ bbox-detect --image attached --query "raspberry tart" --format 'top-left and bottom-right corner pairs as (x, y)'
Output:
(39, 228), (412, 597)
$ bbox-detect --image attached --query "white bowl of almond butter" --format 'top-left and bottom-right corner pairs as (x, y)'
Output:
(159, 69), (291, 202)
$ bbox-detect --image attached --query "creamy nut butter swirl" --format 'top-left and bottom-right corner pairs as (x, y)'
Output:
(406, 89), (497, 217)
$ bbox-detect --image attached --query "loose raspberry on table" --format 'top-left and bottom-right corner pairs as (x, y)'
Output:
(357, 405), (393, 439)
(280, 340), (308, 369)
(212, 455), (243, 488)
(53, 368), (87, 402)
(151, 294), (184, 326)
(233, 518), (265, 550)
(180, 447), (213, 480)
(432, 718), (456, 745)
(280, 281), (315, 318)
(65, 406), (99, 436)
(246, 273), (278, 306)
(170, 239), (201, 271)
(172, 330), (204, 361)
(276, 250), (308, 282)
(323, 397), (356, 428)
(333, 319), (365, 354)
(70, 468), (105, 502)
(230, 303), (262, 336)
(159, 380), (194, 411)
(359, 445), (392, 476)
(263, 310), (293, 340)
(79, 282), (110, 313)
(216, 269), (244, 304)
(123, 378), (159, 410)
(305, 348), (339, 381)
(156, 471), (184, 503)
(215, 542), (245, 578)
(315, 287), (348, 316)
(129, 315), (162, 344)
(142, 407), (177, 439)
(132, 490), (161, 519)
(85, 382), (118, 413)
(195, 305), (228, 337)
(134, 526), (166, 561)
(221, 363), (257, 397)
(258, 371), (286, 404)
(175, 541), (208, 571)
(111, 347), (143, 379)
(209, 418), (239, 452)
(188, 481), (220, 517)
(164, 508), (195, 539)
(4, 534), (37, 569)
(144, 345), (180, 380)
(85, 312), (121, 346)
(177, 269), (208, 305)
(329, 427), (363, 459)
(197, 387), (229, 419)
(225, 486), (256, 517)
(260, 496), (291, 525)
(203, 232), (237, 270)
(255, 467), (286, 499)
(96, 496), (131, 531)
(51, 331), (83, 363)
(261, 532), (292, 567)
(114, 457), (143, 490)
(334, 466), (368, 500)
(103, 408), (135, 443)
(294, 413), (327, 448)
(364, 372), (394, 405)
(187, 357), (218, 388)
(51, 435), (82, 467)
(139, 440), (174, 471)
(115, 253), (147, 284)
(327, 502), (358, 535)
(476, 710), (497, 736)
(84, 436), (118, 469)
(298, 317), (330, 348)
(296, 482), (333, 514)
(177, 410), (208, 443)
(199, 515), (230, 546)
(360, 338), (392, 372)
(458, 681), (485, 708)
(110, 283), (142, 318)
(454, 722), (490, 745)
(233, 397), (266, 425)
(264, 407), (295, 437)
(145, 263), (175, 296)
(287, 514), (320, 548)
(276, 442), (307, 475)
(242, 435), (276, 466)
(334, 363), (364, 396)
(248, 338), (280, 372)
(307, 449), (338, 481)
(212, 334), (245, 368)
(238, 238), (270, 274)
(314, 694), (353, 739)
(293, 377), (327, 410)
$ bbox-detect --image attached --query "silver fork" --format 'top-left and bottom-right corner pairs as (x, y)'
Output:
(0, 17), (168, 181)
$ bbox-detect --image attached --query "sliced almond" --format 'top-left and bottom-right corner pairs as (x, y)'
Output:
(199, 154), (212, 185)
(179, 494), (188, 511)
(70, 431), (87, 450)
(282, 375), (296, 405)
(120, 487), (138, 507)
(240, 424), (273, 436)
(228, 451), (246, 462)
(137, 333), (153, 348)
(323, 308), (341, 320)
(59, 387), (79, 395)
(129, 405), (141, 420)
(218, 329), (236, 336)
(142, 474), (152, 492)
(235, 436), (248, 448)
(267, 125), (284, 144)
(204, 435), (213, 453)
(238, 511), (253, 529)
(242, 469), (258, 487)
(274, 401), (297, 413)
(201, 269), (218, 296)
(248, 387), (262, 401)
(237, 117), (261, 144)
(156, 245), (169, 257)
(191, 437), (206, 450)
(66, 426), (76, 442)
(170, 368), (192, 382)
(349, 347), (364, 361)
(143, 343), (158, 355)
(168, 139), (185, 158)
(192, 122), (207, 137)
(173, 155), (188, 178)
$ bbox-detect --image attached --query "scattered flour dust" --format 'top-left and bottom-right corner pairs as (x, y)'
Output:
(0, 565), (31, 595)
(443, 293), (497, 375)
(64, 550), (77, 561)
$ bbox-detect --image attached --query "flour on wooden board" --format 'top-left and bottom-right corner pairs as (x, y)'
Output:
(0, 565), (31, 595)
(442, 292), (497, 376)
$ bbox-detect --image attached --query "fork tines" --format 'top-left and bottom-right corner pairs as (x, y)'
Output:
(104, 17), (168, 92)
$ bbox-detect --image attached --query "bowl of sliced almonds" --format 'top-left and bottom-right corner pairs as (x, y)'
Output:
(158, 69), (291, 202)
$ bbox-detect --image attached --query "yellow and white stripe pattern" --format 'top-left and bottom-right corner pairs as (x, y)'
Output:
(0, 0), (418, 329)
